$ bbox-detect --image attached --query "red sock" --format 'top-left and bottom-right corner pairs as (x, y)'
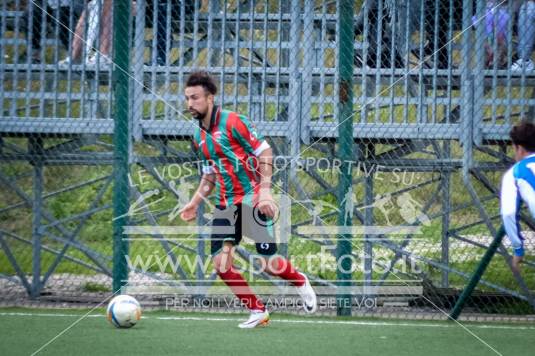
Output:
(269, 257), (305, 287)
(217, 269), (265, 311)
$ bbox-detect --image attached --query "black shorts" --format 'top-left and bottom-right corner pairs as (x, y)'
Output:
(210, 204), (278, 256)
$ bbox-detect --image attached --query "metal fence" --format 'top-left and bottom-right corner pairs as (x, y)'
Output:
(1, 0), (534, 320)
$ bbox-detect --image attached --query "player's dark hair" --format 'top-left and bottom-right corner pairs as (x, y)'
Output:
(185, 71), (217, 95)
(510, 121), (535, 152)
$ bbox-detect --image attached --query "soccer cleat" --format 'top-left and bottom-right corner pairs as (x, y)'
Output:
(511, 59), (534, 72)
(238, 309), (270, 329)
(58, 57), (72, 66)
(85, 54), (112, 68)
(296, 273), (317, 313)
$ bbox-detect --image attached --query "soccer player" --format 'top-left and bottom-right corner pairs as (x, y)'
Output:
(501, 121), (535, 274)
(179, 71), (317, 328)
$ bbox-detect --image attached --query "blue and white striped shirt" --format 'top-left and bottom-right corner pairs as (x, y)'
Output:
(501, 154), (535, 256)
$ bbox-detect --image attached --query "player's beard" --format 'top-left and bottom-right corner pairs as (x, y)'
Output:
(190, 108), (207, 122)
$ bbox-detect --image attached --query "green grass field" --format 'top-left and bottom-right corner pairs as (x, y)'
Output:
(1, 308), (534, 356)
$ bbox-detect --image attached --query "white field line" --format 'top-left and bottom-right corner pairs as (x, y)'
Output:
(1, 312), (535, 331)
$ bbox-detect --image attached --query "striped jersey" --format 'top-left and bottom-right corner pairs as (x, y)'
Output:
(192, 106), (270, 207)
(501, 153), (535, 256)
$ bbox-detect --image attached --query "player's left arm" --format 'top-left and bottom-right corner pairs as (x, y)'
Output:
(232, 115), (276, 217)
(232, 114), (270, 157)
(257, 147), (278, 218)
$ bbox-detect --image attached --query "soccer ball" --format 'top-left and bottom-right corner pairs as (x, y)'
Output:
(106, 295), (141, 328)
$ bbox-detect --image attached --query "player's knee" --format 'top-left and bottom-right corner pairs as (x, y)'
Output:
(212, 251), (233, 274)
(214, 263), (233, 276)
(212, 255), (224, 273)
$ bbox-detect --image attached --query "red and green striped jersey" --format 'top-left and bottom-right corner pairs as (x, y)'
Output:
(192, 106), (270, 207)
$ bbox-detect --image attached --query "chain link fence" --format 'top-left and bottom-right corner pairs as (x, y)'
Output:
(1, 0), (534, 320)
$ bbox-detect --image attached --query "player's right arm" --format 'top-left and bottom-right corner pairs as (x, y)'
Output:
(500, 167), (524, 257)
(179, 173), (215, 221)
(182, 133), (216, 221)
